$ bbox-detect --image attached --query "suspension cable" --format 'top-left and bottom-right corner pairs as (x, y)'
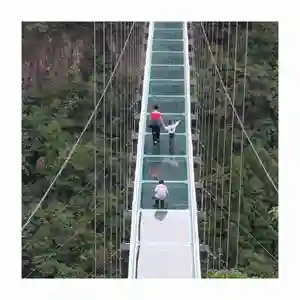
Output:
(200, 22), (278, 193)
(192, 23), (277, 240)
(102, 21), (107, 277)
(191, 22), (278, 273)
(235, 21), (247, 268)
(24, 166), (133, 278)
(225, 21), (238, 269)
(22, 168), (107, 250)
(109, 21), (113, 278)
(23, 22), (143, 279)
(117, 20), (123, 278)
(93, 21), (97, 278)
(216, 22), (228, 270)
(201, 188), (278, 262)
(205, 21), (213, 273)
(205, 22), (278, 235)
(203, 22), (210, 270)
(22, 23), (136, 231)
(211, 22), (219, 270)
(121, 21), (127, 278)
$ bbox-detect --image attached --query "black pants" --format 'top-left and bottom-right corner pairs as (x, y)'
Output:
(169, 133), (174, 154)
(152, 125), (160, 144)
(154, 198), (165, 209)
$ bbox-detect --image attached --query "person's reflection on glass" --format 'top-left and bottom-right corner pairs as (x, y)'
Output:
(163, 157), (179, 168)
(153, 141), (160, 155)
(149, 161), (160, 180)
(169, 141), (174, 155)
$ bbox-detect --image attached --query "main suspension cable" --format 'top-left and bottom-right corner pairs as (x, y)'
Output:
(190, 22), (277, 272)
(22, 22), (136, 231)
(200, 22), (278, 193)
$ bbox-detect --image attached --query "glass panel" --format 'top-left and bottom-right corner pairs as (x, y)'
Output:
(153, 29), (183, 40)
(154, 22), (183, 29)
(140, 182), (189, 209)
(146, 114), (186, 133)
(144, 134), (187, 155)
(142, 157), (188, 181)
(147, 97), (185, 113)
(151, 52), (183, 65)
(149, 80), (184, 95)
(152, 40), (183, 52)
(150, 66), (184, 80)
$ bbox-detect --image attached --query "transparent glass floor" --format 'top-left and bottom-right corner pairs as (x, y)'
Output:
(149, 80), (184, 95)
(152, 40), (183, 52)
(142, 156), (188, 181)
(154, 22), (183, 29)
(147, 97), (185, 113)
(151, 52), (184, 65)
(150, 66), (184, 80)
(144, 134), (187, 155)
(140, 182), (189, 209)
(153, 29), (183, 40)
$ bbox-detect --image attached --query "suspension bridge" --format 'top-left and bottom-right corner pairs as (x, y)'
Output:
(22, 21), (278, 279)
(125, 22), (201, 278)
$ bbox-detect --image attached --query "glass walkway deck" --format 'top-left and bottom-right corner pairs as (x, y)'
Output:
(128, 22), (201, 278)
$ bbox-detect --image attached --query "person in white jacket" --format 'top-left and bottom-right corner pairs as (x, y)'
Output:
(153, 180), (169, 209)
(164, 120), (181, 154)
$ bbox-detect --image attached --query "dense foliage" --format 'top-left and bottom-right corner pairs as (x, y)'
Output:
(192, 22), (278, 278)
(22, 22), (278, 278)
(22, 22), (143, 278)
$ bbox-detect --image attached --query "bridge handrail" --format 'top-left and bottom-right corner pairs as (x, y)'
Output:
(128, 22), (154, 278)
(183, 21), (202, 278)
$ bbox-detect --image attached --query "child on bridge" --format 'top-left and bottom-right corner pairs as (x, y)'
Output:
(164, 120), (181, 154)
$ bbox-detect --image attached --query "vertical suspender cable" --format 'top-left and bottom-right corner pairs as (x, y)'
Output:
(201, 22), (209, 270)
(235, 22), (248, 268)
(109, 21), (113, 277)
(206, 22), (213, 272)
(217, 22), (225, 270)
(93, 21), (97, 278)
(102, 21), (107, 277)
(211, 22), (219, 270)
(225, 22), (238, 268)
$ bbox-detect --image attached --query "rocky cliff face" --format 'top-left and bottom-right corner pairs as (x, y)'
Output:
(22, 22), (146, 94)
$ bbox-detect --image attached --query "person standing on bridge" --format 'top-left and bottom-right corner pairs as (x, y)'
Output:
(153, 180), (168, 209)
(149, 105), (164, 145)
(164, 119), (181, 154)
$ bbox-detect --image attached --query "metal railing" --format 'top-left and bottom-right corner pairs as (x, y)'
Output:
(183, 21), (201, 278)
(128, 22), (154, 278)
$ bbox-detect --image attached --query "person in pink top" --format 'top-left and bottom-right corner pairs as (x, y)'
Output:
(149, 105), (164, 145)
